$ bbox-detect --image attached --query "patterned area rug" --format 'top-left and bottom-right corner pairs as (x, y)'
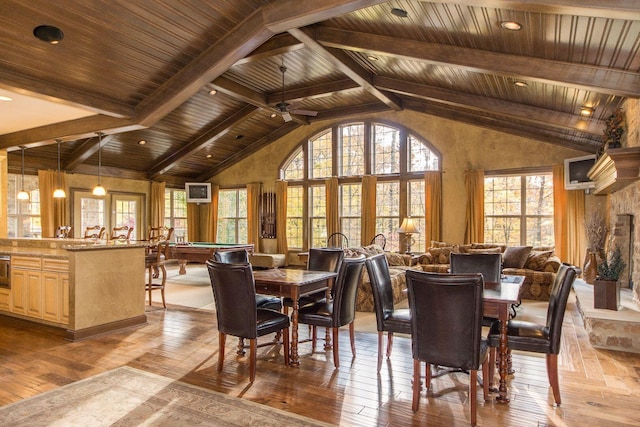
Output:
(0, 367), (334, 426)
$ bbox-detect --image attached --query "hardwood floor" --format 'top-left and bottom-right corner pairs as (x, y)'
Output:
(1, 291), (640, 426)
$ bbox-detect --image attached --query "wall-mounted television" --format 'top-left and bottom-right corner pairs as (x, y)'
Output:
(185, 182), (211, 203)
(564, 155), (596, 190)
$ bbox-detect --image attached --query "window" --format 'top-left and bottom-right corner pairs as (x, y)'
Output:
(80, 196), (106, 236)
(165, 188), (187, 241)
(217, 189), (247, 243)
(484, 173), (554, 246)
(281, 121), (440, 250)
(7, 174), (40, 238)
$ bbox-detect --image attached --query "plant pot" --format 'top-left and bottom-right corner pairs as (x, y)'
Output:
(593, 279), (620, 310)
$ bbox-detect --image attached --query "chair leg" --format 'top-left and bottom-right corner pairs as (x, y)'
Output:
(283, 327), (290, 366)
(311, 326), (317, 353)
(386, 331), (394, 358)
(349, 322), (356, 357)
(236, 338), (246, 355)
(470, 370), (478, 426)
(159, 263), (167, 308)
(249, 338), (257, 383)
(488, 347), (496, 388)
(332, 327), (340, 368)
(412, 358), (421, 412)
(547, 353), (561, 405)
(147, 266), (153, 306)
(425, 362), (432, 392)
(218, 333), (226, 372)
(377, 331), (384, 372)
(481, 359), (490, 401)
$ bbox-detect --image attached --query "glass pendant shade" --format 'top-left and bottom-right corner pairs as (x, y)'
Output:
(17, 146), (29, 200)
(92, 185), (106, 196)
(53, 140), (66, 198)
(92, 132), (106, 196)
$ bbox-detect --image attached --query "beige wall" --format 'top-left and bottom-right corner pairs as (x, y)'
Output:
(211, 109), (584, 243)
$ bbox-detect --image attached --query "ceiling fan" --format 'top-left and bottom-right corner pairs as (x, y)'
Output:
(274, 65), (318, 122)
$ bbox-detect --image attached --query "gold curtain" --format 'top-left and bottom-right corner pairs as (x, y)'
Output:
(361, 175), (377, 246)
(247, 183), (261, 247)
(276, 180), (288, 264)
(204, 185), (219, 242)
(325, 177), (339, 241)
(424, 171), (442, 244)
(187, 203), (200, 242)
(464, 169), (484, 244)
(553, 164), (585, 266)
(150, 181), (165, 233)
(38, 170), (67, 238)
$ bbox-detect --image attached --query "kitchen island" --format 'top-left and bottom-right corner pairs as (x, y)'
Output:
(0, 238), (147, 341)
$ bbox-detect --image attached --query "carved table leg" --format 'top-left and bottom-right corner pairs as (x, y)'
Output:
(290, 299), (300, 367)
(497, 317), (510, 403)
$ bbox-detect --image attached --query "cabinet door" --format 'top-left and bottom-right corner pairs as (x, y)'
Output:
(42, 272), (60, 322)
(0, 288), (9, 311)
(61, 274), (69, 324)
(10, 269), (28, 314)
(26, 270), (42, 318)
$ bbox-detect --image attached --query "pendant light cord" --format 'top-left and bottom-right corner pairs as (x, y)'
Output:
(97, 132), (102, 184)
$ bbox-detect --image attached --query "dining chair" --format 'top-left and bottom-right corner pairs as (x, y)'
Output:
(83, 225), (105, 239)
(206, 260), (290, 382)
(148, 225), (174, 244)
(365, 253), (411, 372)
(109, 225), (133, 241)
(406, 270), (490, 426)
(369, 233), (387, 250)
(327, 232), (349, 249)
(487, 263), (577, 406)
(54, 225), (73, 238)
(145, 240), (169, 308)
(297, 255), (366, 368)
(450, 252), (503, 326)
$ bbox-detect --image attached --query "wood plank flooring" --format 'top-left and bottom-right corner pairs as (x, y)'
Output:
(1, 288), (640, 426)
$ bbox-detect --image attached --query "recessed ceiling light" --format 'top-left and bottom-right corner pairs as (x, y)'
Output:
(391, 8), (408, 18)
(580, 106), (595, 117)
(514, 80), (528, 87)
(208, 89), (217, 96)
(33, 25), (64, 44)
(235, 135), (244, 140)
(367, 55), (379, 61)
(0, 95), (12, 102)
(138, 140), (146, 145)
(206, 154), (212, 159)
(500, 21), (522, 31)
(270, 112), (277, 118)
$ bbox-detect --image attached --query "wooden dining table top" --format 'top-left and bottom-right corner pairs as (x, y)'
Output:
(252, 268), (337, 286)
(483, 275), (524, 304)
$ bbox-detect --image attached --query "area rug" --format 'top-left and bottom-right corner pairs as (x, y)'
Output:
(0, 366), (334, 426)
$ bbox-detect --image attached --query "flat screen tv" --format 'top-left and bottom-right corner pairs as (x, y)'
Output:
(564, 155), (596, 190)
(185, 182), (211, 203)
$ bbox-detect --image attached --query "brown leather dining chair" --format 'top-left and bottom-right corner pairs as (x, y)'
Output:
(109, 225), (133, 241)
(145, 240), (169, 308)
(83, 225), (105, 239)
(406, 270), (490, 426)
(488, 263), (577, 406)
(297, 255), (366, 368)
(365, 253), (411, 372)
(206, 260), (290, 382)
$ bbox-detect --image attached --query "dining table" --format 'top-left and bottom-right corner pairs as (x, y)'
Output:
(483, 274), (525, 403)
(252, 268), (337, 367)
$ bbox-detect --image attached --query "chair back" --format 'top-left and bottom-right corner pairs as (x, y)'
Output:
(307, 247), (344, 273)
(206, 260), (258, 339)
(450, 252), (502, 283)
(546, 264), (577, 353)
(83, 225), (105, 239)
(331, 255), (366, 327)
(406, 270), (485, 370)
(370, 233), (387, 250)
(213, 249), (250, 264)
(327, 232), (349, 249)
(55, 226), (73, 238)
(110, 225), (133, 241)
(365, 253), (395, 331)
(148, 226), (174, 244)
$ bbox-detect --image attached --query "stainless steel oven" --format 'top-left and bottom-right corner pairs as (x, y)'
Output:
(0, 255), (9, 289)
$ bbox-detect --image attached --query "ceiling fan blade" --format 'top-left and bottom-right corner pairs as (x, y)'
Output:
(290, 109), (318, 117)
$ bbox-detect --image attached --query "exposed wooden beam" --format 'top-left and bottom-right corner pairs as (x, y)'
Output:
(265, 79), (360, 104)
(64, 135), (113, 172)
(147, 105), (259, 179)
(375, 76), (604, 136)
(315, 26), (640, 98)
(310, 102), (390, 122)
(233, 33), (306, 66)
(288, 27), (403, 111)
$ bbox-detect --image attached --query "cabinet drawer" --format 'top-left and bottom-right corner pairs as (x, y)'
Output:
(12, 256), (42, 270)
(42, 258), (69, 272)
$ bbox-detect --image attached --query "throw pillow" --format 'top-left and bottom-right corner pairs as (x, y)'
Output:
(503, 246), (533, 269)
(428, 247), (453, 264)
(524, 250), (553, 270)
(385, 252), (406, 266)
(466, 247), (502, 254)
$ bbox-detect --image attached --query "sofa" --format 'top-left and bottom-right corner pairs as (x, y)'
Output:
(344, 244), (421, 312)
(418, 242), (562, 301)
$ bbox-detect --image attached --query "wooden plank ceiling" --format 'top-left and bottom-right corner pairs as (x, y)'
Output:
(0, 0), (638, 186)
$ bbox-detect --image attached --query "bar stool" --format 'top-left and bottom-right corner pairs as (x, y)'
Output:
(145, 241), (169, 308)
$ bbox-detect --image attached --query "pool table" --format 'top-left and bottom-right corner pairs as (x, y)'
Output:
(168, 242), (254, 274)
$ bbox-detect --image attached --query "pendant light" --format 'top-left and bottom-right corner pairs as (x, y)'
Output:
(92, 132), (106, 196)
(53, 139), (66, 198)
(17, 147), (29, 201)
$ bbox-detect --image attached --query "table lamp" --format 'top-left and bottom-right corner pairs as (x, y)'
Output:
(397, 217), (419, 254)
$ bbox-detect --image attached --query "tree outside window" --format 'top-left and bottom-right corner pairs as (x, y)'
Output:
(217, 189), (247, 244)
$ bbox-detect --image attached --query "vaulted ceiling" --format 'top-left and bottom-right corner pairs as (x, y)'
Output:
(1, 0), (638, 186)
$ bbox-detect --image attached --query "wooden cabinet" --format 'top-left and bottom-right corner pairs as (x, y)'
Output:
(0, 288), (9, 311)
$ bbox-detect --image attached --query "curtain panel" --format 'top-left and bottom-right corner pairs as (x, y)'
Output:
(424, 171), (442, 244)
(553, 164), (585, 267)
(464, 169), (484, 244)
(150, 181), (165, 233)
(276, 180), (288, 263)
(38, 170), (67, 238)
(326, 177), (339, 242)
(247, 183), (261, 247)
(205, 185), (219, 242)
(361, 175), (377, 246)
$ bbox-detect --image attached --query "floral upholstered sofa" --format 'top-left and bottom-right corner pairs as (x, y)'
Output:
(418, 242), (562, 301)
(343, 244), (420, 312)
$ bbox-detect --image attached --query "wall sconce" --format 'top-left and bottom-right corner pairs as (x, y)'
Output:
(53, 139), (66, 198)
(397, 217), (420, 254)
(92, 132), (106, 196)
(17, 147), (29, 201)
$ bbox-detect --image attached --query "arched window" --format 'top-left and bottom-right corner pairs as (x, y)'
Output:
(281, 121), (440, 252)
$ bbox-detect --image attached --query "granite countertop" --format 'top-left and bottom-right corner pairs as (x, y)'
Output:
(0, 238), (147, 256)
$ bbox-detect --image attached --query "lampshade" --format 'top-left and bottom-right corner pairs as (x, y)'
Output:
(92, 132), (106, 196)
(53, 139), (66, 198)
(17, 146), (29, 201)
(397, 217), (419, 234)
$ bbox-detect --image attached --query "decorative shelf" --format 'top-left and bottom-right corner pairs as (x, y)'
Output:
(587, 147), (640, 195)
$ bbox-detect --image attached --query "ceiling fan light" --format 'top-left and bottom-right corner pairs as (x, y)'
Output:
(53, 188), (66, 198)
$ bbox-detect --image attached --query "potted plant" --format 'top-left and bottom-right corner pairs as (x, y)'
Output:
(594, 246), (626, 310)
